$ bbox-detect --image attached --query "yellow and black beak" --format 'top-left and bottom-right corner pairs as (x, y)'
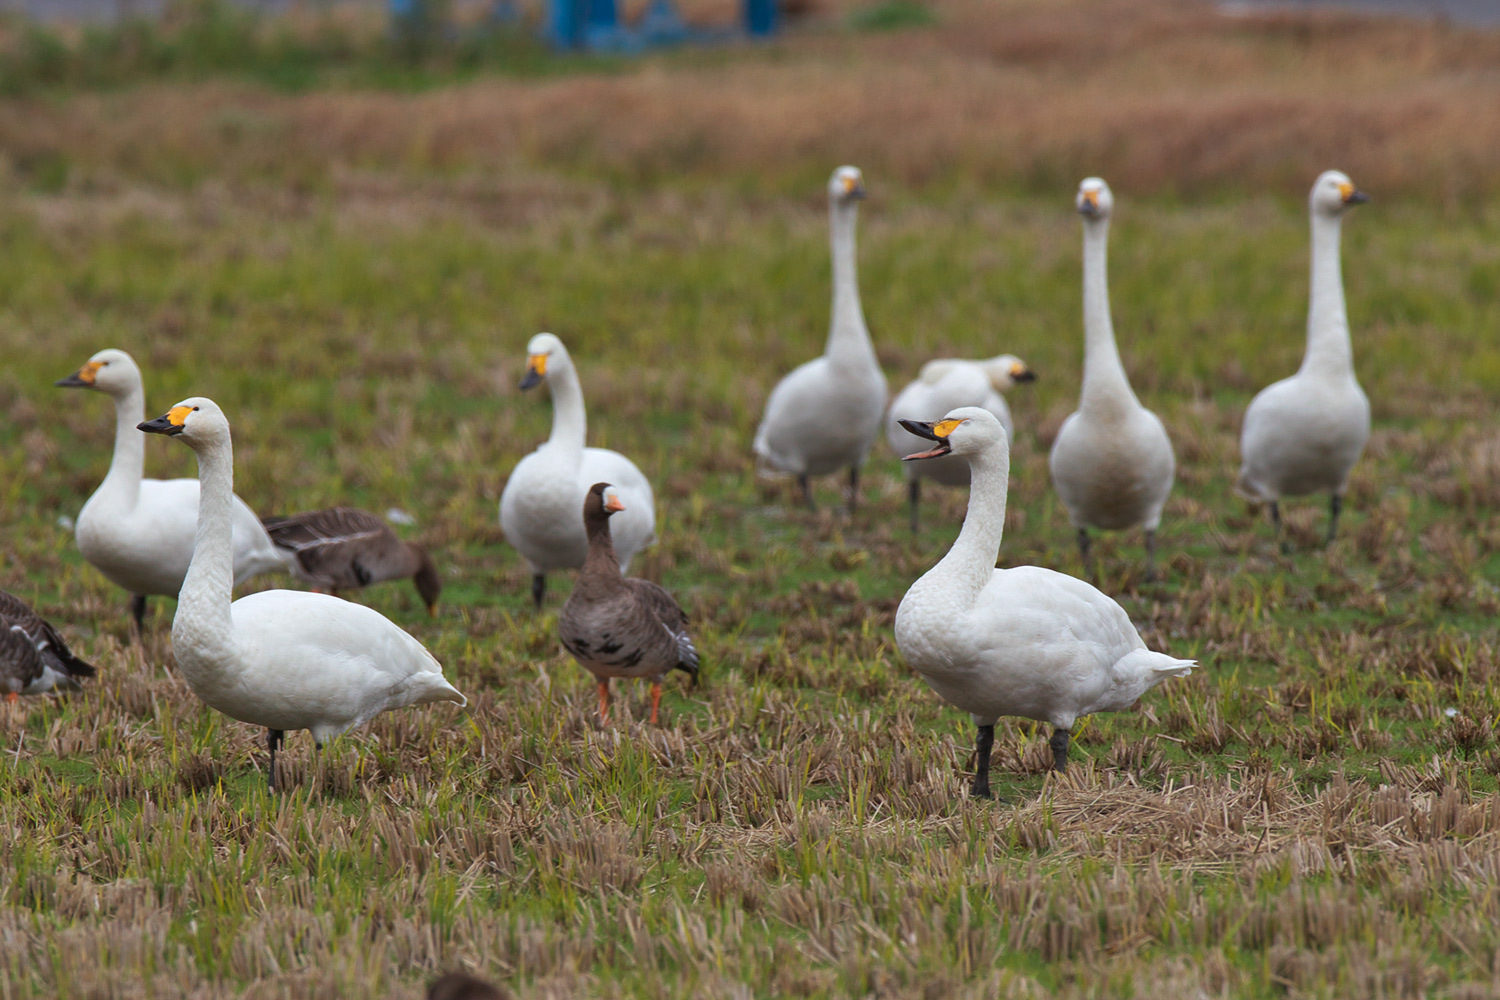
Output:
(899, 418), (961, 460)
(138, 404), (191, 437)
(842, 175), (867, 201)
(55, 360), (102, 389)
(1338, 182), (1369, 206)
(1012, 365), (1037, 384)
(1078, 190), (1101, 217)
(519, 353), (548, 390)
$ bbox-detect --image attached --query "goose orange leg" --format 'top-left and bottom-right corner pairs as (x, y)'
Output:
(649, 679), (663, 725)
(597, 679), (611, 724)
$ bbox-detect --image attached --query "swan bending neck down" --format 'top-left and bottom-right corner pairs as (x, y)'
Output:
(895, 407), (1194, 799)
(140, 397), (465, 791)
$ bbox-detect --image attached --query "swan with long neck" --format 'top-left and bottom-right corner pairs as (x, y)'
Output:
(753, 165), (888, 512)
(886, 353), (1036, 531)
(1047, 178), (1177, 580)
(499, 333), (656, 608)
(1237, 170), (1370, 549)
(55, 348), (284, 630)
(895, 407), (1194, 798)
(139, 397), (465, 790)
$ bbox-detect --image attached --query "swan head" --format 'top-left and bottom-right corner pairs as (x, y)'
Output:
(55, 348), (141, 396)
(1310, 170), (1368, 217)
(898, 406), (1006, 461)
(1076, 178), (1113, 220)
(520, 332), (569, 391)
(137, 396), (227, 447)
(584, 482), (626, 521)
(980, 354), (1036, 391)
(828, 166), (867, 205)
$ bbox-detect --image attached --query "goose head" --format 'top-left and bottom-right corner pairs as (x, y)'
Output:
(583, 482), (626, 521)
(899, 406), (1007, 461)
(519, 332), (571, 391)
(409, 544), (442, 617)
(980, 354), (1037, 391)
(55, 348), (142, 397)
(137, 396), (229, 449)
(1076, 178), (1113, 222)
(828, 166), (867, 206)
(1310, 170), (1368, 218)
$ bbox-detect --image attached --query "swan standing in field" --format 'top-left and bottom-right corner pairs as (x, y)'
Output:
(886, 354), (1036, 531)
(56, 349), (284, 630)
(895, 407), (1194, 798)
(559, 483), (700, 725)
(1237, 170), (1371, 549)
(754, 166), (888, 512)
(261, 507), (442, 614)
(499, 333), (656, 608)
(139, 398), (465, 791)
(1048, 179), (1176, 580)
(0, 590), (96, 698)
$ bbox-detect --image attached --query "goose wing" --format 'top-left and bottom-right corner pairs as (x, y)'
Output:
(261, 508), (406, 589)
(0, 590), (95, 681)
(627, 579), (699, 673)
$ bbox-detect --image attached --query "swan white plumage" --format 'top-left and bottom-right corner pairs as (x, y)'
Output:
(886, 354), (1035, 531)
(1237, 170), (1371, 549)
(55, 349), (284, 630)
(753, 165), (888, 512)
(1048, 179), (1176, 580)
(894, 407), (1194, 798)
(499, 333), (656, 608)
(139, 397), (465, 790)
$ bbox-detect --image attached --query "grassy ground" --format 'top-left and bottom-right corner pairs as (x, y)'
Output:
(3, 1), (1500, 997)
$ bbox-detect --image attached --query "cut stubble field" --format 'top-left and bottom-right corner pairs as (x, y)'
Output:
(3, 0), (1500, 997)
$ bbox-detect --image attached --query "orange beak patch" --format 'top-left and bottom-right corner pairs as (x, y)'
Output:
(167, 404), (193, 427)
(604, 491), (626, 513)
(932, 418), (963, 438)
(528, 354), (548, 377)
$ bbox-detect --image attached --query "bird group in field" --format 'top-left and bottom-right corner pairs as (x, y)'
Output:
(11, 163), (1372, 800)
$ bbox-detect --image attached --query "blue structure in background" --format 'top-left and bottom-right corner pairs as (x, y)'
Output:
(544, 0), (776, 51)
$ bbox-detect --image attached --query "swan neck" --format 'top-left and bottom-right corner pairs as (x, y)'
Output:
(545, 362), (587, 458)
(930, 448), (1010, 605)
(1301, 212), (1353, 379)
(98, 383), (147, 507)
(1080, 218), (1134, 411)
(174, 433), (236, 659)
(825, 200), (874, 366)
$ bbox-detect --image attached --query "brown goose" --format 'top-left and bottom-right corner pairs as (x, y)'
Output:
(428, 972), (506, 1000)
(0, 590), (96, 699)
(559, 483), (700, 724)
(259, 508), (442, 614)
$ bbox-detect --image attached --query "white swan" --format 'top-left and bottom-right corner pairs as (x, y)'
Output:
(886, 354), (1035, 531)
(1237, 170), (1371, 549)
(55, 349), (284, 629)
(139, 397), (465, 790)
(499, 333), (656, 608)
(1048, 179), (1176, 580)
(894, 407), (1194, 798)
(753, 165), (888, 512)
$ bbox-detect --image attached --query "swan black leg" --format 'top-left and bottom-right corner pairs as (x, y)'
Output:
(131, 594), (147, 635)
(798, 475), (816, 511)
(531, 573), (546, 609)
(1144, 529), (1159, 582)
(846, 466), (860, 515)
(908, 480), (921, 533)
(1076, 528), (1093, 577)
(1327, 494), (1343, 545)
(1049, 727), (1071, 773)
(1271, 501), (1290, 555)
(971, 723), (995, 799)
(267, 728), (285, 792)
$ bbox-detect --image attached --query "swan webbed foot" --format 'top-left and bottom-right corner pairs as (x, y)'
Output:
(1076, 529), (1093, 577)
(1049, 727), (1071, 773)
(1327, 494), (1343, 546)
(1269, 501), (1292, 554)
(798, 475), (816, 511)
(266, 728), (285, 792)
(970, 723), (995, 798)
(530, 573), (546, 610)
(1144, 530), (1158, 582)
(908, 480), (921, 533)
(130, 594), (147, 637)
(846, 466), (860, 516)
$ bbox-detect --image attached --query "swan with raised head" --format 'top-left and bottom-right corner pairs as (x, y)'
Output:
(56, 349), (284, 630)
(1237, 170), (1370, 549)
(262, 507), (442, 614)
(559, 483), (699, 725)
(886, 353), (1036, 531)
(139, 397), (465, 790)
(896, 407), (1194, 798)
(0, 590), (96, 698)
(499, 333), (656, 608)
(754, 165), (888, 512)
(1048, 179), (1176, 580)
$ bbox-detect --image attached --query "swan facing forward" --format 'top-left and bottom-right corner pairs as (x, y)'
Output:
(1048, 179), (1176, 580)
(56, 348), (284, 630)
(499, 333), (656, 608)
(886, 353), (1035, 532)
(140, 398), (465, 790)
(895, 407), (1193, 799)
(753, 166), (888, 512)
(1238, 170), (1370, 550)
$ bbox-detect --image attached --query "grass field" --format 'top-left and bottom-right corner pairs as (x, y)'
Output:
(3, 0), (1500, 997)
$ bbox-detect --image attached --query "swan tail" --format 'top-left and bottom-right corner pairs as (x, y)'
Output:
(406, 671), (468, 708)
(1116, 648), (1195, 692)
(1234, 467), (1271, 505)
